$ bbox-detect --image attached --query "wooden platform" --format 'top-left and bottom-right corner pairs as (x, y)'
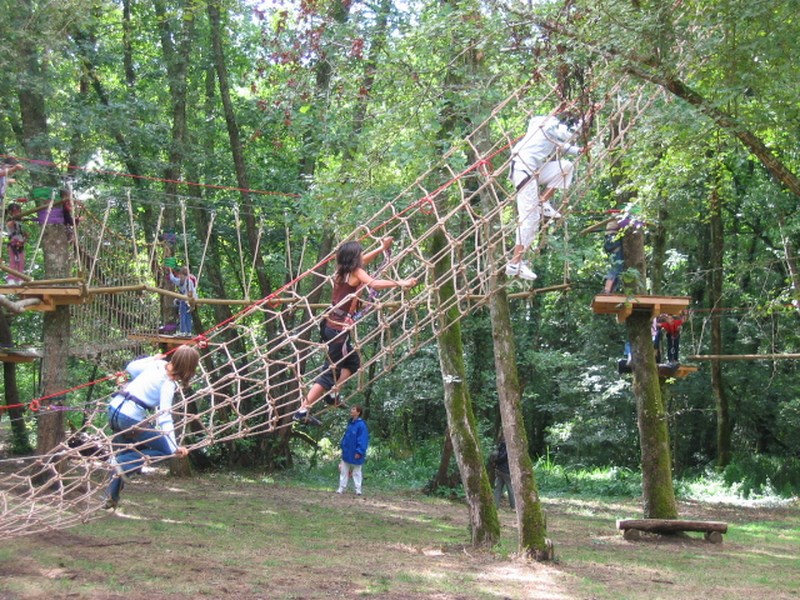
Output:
(618, 361), (698, 378)
(0, 285), (89, 311)
(128, 333), (195, 350)
(617, 518), (728, 543)
(659, 363), (698, 378)
(0, 347), (41, 363)
(592, 294), (691, 323)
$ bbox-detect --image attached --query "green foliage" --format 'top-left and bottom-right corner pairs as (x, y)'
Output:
(535, 460), (644, 498)
(720, 453), (800, 499)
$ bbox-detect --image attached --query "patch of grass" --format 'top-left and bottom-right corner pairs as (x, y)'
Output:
(2, 457), (799, 600)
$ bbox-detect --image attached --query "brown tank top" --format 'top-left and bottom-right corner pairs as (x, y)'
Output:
(327, 278), (361, 329)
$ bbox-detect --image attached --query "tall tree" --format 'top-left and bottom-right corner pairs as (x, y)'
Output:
(709, 172), (731, 467)
(154, 0), (196, 340)
(207, 0), (272, 301)
(623, 228), (679, 519)
(431, 228), (500, 546)
(15, 0), (70, 455)
(483, 233), (552, 558)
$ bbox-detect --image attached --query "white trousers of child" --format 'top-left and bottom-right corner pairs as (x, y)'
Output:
(515, 159), (574, 249)
(338, 460), (363, 493)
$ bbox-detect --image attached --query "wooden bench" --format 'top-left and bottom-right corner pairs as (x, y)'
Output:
(617, 519), (728, 543)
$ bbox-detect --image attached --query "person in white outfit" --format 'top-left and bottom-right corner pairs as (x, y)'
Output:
(506, 103), (589, 281)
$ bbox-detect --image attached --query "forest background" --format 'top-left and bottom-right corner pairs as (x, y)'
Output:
(1, 0), (799, 513)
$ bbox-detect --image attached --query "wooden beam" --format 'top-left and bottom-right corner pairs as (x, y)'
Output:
(16, 286), (84, 297)
(689, 354), (800, 361)
(128, 333), (196, 350)
(579, 216), (616, 235)
(674, 365), (698, 377)
(617, 303), (633, 324)
(0, 264), (33, 282)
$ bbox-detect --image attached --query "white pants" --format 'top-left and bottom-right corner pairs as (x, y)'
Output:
(514, 159), (574, 249)
(338, 460), (363, 493)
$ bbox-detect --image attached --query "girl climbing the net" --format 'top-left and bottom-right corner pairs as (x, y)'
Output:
(293, 237), (418, 425)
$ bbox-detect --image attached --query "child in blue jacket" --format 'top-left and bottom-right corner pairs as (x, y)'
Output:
(338, 405), (369, 495)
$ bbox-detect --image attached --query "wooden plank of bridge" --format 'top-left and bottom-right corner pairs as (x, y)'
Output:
(128, 333), (195, 350)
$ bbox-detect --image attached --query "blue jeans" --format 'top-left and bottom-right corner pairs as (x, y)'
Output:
(178, 300), (192, 334)
(107, 409), (176, 501)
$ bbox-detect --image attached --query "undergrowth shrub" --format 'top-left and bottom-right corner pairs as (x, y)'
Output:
(721, 453), (800, 498)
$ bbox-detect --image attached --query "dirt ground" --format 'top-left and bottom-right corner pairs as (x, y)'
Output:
(1, 468), (798, 600)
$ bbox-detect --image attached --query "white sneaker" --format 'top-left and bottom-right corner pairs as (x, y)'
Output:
(505, 262), (538, 281)
(541, 202), (562, 219)
(336, 488), (344, 494)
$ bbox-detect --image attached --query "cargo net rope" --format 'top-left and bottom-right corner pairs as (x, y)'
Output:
(0, 73), (665, 540)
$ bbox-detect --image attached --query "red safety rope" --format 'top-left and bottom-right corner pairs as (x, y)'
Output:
(2, 155), (299, 199)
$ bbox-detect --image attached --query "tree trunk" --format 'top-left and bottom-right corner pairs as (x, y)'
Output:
(474, 132), (551, 558)
(426, 432), (455, 493)
(207, 0), (271, 302)
(431, 228), (499, 547)
(38, 226), (71, 454)
(488, 272), (552, 559)
(779, 219), (800, 318)
(155, 0), (196, 477)
(17, 0), (69, 455)
(623, 229), (678, 519)
(0, 313), (32, 453)
(650, 204), (667, 295)
(709, 186), (731, 467)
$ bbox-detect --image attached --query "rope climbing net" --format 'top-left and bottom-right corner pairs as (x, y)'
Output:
(0, 70), (670, 540)
(69, 200), (162, 360)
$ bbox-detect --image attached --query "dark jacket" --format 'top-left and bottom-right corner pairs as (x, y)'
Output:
(495, 441), (510, 475)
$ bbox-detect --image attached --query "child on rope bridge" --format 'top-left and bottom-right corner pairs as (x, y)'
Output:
(5, 203), (28, 284)
(167, 265), (197, 336)
(0, 157), (25, 203)
(103, 345), (200, 510)
(293, 236), (418, 426)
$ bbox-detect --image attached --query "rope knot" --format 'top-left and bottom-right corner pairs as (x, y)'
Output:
(418, 196), (434, 215)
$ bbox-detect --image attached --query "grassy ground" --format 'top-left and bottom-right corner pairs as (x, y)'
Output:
(1, 468), (798, 600)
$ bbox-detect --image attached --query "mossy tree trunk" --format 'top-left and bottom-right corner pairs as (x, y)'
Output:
(473, 141), (551, 558)
(488, 275), (552, 559)
(431, 228), (499, 547)
(622, 229), (678, 519)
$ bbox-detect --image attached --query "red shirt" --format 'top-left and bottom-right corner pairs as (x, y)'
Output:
(658, 318), (683, 336)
